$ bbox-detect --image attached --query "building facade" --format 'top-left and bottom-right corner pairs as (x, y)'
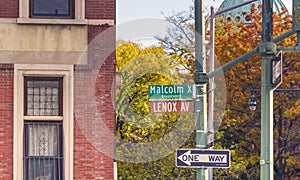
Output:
(0, 0), (115, 179)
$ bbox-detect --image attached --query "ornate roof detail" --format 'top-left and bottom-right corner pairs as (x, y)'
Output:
(218, 0), (287, 23)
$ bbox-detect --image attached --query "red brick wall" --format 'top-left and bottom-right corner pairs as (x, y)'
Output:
(73, 57), (115, 179)
(0, 0), (116, 19)
(0, 0), (116, 178)
(74, 120), (114, 179)
(0, 0), (18, 18)
(75, 0), (116, 174)
(0, 65), (14, 179)
(73, 22), (115, 179)
(85, 0), (115, 20)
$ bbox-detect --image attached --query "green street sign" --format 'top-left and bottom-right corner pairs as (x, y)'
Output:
(148, 84), (194, 99)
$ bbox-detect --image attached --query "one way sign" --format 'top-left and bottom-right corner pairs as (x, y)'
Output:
(176, 149), (230, 168)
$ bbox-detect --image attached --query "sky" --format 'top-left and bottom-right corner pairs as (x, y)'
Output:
(116, 0), (293, 42)
(117, 0), (222, 25)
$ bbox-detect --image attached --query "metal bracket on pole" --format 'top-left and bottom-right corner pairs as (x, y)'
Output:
(277, 46), (300, 52)
(206, 131), (214, 148)
(195, 72), (209, 84)
(258, 42), (277, 56)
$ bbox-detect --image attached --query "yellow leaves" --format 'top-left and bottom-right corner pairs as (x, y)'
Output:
(273, 13), (280, 21)
(140, 46), (165, 55)
(116, 41), (141, 71)
(284, 100), (300, 118)
(127, 125), (131, 131)
(286, 22), (293, 30)
(282, 37), (293, 46)
(116, 40), (189, 149)
(223, 24), (232, 31)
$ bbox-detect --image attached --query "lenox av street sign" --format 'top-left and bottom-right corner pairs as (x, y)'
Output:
(176, 149), (230, 168)
(149, 100), (194, 113)
(148, 84), (194, 99)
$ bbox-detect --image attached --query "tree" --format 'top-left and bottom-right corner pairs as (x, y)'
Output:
(159, 3), (300, 179)
(116, 41), (197, 178)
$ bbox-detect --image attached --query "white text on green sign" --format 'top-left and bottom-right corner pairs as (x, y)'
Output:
(148, 84), (193, 99)
(149, 100), (194, 113)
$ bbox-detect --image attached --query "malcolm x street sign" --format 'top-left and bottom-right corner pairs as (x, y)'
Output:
(148, 84), (193, 99)
(176, 149), (230, 168)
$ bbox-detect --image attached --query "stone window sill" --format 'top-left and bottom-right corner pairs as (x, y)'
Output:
(17, 18), (114, 26)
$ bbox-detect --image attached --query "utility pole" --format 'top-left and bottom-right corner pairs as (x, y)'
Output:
(194, 0), (208, 179)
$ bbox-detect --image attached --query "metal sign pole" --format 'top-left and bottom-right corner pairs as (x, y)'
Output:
(195, 0), (208, 179)
(260, 0), (275, 179)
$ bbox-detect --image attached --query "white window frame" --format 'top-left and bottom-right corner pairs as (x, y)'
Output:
(18, 0), (86, 24)
(30, 0), (74, 19)
(14, 64), (74, 180)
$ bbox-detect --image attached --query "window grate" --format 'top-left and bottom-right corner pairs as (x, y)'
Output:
(24, 121), (63, 180)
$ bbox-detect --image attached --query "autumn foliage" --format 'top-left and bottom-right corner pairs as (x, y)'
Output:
(116, 3), (300, 179)
(213, 4), (300, 179)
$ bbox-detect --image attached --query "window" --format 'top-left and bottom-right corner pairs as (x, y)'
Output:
(19, 0), (85, 21)
(24, 122), (63, 180)
(23, 77), (63, 179)
(24, 77), (63, 116)
(30, 0), (74, 18)
(14, 64), (74, 180)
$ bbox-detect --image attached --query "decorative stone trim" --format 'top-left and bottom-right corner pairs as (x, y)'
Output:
(13, 64), (74, 180)
(0, 18), (114, 26)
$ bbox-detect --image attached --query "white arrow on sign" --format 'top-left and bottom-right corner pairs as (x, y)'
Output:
(178, 150), (228, 166)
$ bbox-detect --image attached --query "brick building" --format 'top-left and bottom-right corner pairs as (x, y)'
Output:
(0, 0), (115, 179)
